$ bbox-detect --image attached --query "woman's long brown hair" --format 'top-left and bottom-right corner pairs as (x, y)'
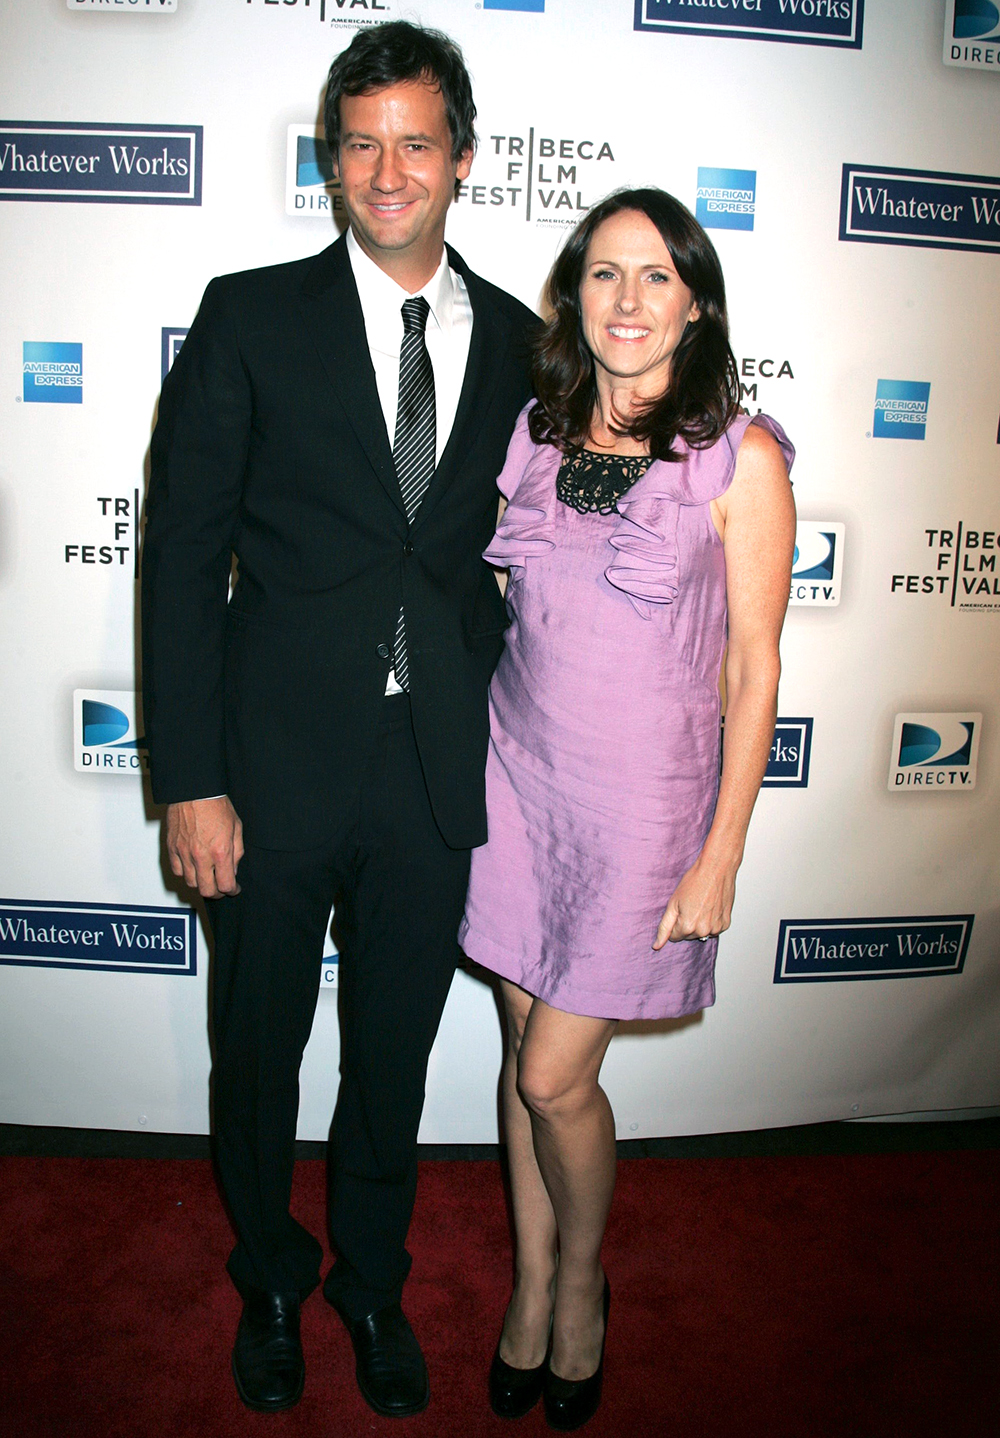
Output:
(528, 187), (741, 460)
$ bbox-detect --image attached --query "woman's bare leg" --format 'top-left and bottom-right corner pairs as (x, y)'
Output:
(500, 983), (618, 1381)
(496, 980), (559, 1367)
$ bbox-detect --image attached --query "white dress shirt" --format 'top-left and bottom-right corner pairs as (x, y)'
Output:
(346, 226), (473, 467)
(346, 228), (474, 693)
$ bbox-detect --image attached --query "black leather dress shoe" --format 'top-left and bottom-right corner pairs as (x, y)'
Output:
(489, 1340), (548, 1420)
(231, 1289), (305, 1412)
(336, 1301), (429, 1417)
(543, 1278), (611, 1432)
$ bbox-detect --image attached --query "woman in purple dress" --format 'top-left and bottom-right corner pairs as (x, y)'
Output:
(459, 188), (795, 1431)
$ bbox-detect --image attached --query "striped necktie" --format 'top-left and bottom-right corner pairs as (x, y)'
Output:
(392, 295), (435, 691)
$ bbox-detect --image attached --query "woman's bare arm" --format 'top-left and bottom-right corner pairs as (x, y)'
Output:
(493, 492), (509, 594)
(654, 424), (795, 947)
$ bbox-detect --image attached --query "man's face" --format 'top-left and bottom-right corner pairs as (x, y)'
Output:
(335, 78), (473, 281)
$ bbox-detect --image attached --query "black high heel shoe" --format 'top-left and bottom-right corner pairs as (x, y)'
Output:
(489, 1329), (550, 1420)
(542, 1277), (610, 1432)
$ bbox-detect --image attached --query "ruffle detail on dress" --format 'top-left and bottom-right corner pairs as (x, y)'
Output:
(605, 414), (794, 618)
(483, 406), (560, 579)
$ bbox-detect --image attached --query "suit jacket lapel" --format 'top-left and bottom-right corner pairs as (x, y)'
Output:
(412, 247), (514, 534)
(296, 234), (407, 521)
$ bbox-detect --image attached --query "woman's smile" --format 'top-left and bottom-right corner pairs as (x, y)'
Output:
(580, 209), (700, 393)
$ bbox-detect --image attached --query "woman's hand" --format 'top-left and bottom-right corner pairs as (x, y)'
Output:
(653, 856), (737, 949)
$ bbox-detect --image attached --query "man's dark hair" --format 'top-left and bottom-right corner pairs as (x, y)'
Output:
(529, 188), (740, 461)
(324, 21), (477, 163)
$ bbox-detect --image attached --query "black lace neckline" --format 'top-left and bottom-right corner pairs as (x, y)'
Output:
(556, 449), (653, 516)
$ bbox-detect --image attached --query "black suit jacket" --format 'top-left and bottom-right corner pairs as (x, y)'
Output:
(141, 234), (536, 850)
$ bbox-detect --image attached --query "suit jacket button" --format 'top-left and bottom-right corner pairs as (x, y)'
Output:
(403, 541), (413, 556)
(376, 643), (390, 659)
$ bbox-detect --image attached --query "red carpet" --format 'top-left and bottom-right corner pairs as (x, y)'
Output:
(2, 1151), (998, 1437)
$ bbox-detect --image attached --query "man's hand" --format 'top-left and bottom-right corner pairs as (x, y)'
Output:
(166, 796), (244, 899)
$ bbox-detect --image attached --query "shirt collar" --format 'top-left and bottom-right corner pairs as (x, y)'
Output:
(346, 227), (455, 338)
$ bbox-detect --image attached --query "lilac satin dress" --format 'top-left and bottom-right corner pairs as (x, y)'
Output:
(458, 407), (794, 1021)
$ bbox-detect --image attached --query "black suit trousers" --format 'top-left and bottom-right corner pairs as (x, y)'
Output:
(206, 694), (470, 1317)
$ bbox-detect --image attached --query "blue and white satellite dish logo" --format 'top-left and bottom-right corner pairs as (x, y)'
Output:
(945, 0), (1000, 67)
(953, 1), (1000, 40)
(286, 126), (340, 218)
(789, 521), (844, 606)
(889, 712), (981, 791)
(73, 689), (147, 774)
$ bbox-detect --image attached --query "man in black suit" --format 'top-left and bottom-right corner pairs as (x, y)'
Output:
(141, 22), (535, 1418)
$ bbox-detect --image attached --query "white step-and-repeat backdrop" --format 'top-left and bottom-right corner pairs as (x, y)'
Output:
(2, 0), (998, 1141)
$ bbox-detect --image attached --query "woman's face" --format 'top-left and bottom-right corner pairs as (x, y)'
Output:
(579, 209), (700, 394)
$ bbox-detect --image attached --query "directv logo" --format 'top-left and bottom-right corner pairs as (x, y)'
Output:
(73, 689), (147, 773)
(23, 342), (82, 404)
(296, 134), (332, 189)
(696, 168), (756, 232)
(946, 0), (1000, 69)
(888, 712), (981, 791)
(788, 521), (844, 606)
(321, 914), (339, 989)
(873, 380), (930, 440)
(952, 0), (1000, 37)
(286, 127), (340, 218)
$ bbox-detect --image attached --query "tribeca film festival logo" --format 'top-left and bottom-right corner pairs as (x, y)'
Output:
(696, 168), (756, 232)
(891, 522), (1000, 612)
(161, 326), (188, 380)
(634, 0), (863, 49)
(788, 520), (844, 606)
(840, 163), (1000, 256)
(736, 353), (794, 412)
(246, 0), (390, 30)
(0, 122), (201, 206)
(872, 380), (930, 441)
(67, 1), (177, 11)
(23, 342), (82, 404)
(888, 712), (981, 792)
(458, 130), (617, 227)
(73, 691), (148, 773)
(287, 123), (616, 223)
(65, 492), (142, 574)
(773, 915), (974, 983)
(945, 0), (1000, 70)
(0, 899), (196, 977)
(248, 0), (542, 27)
